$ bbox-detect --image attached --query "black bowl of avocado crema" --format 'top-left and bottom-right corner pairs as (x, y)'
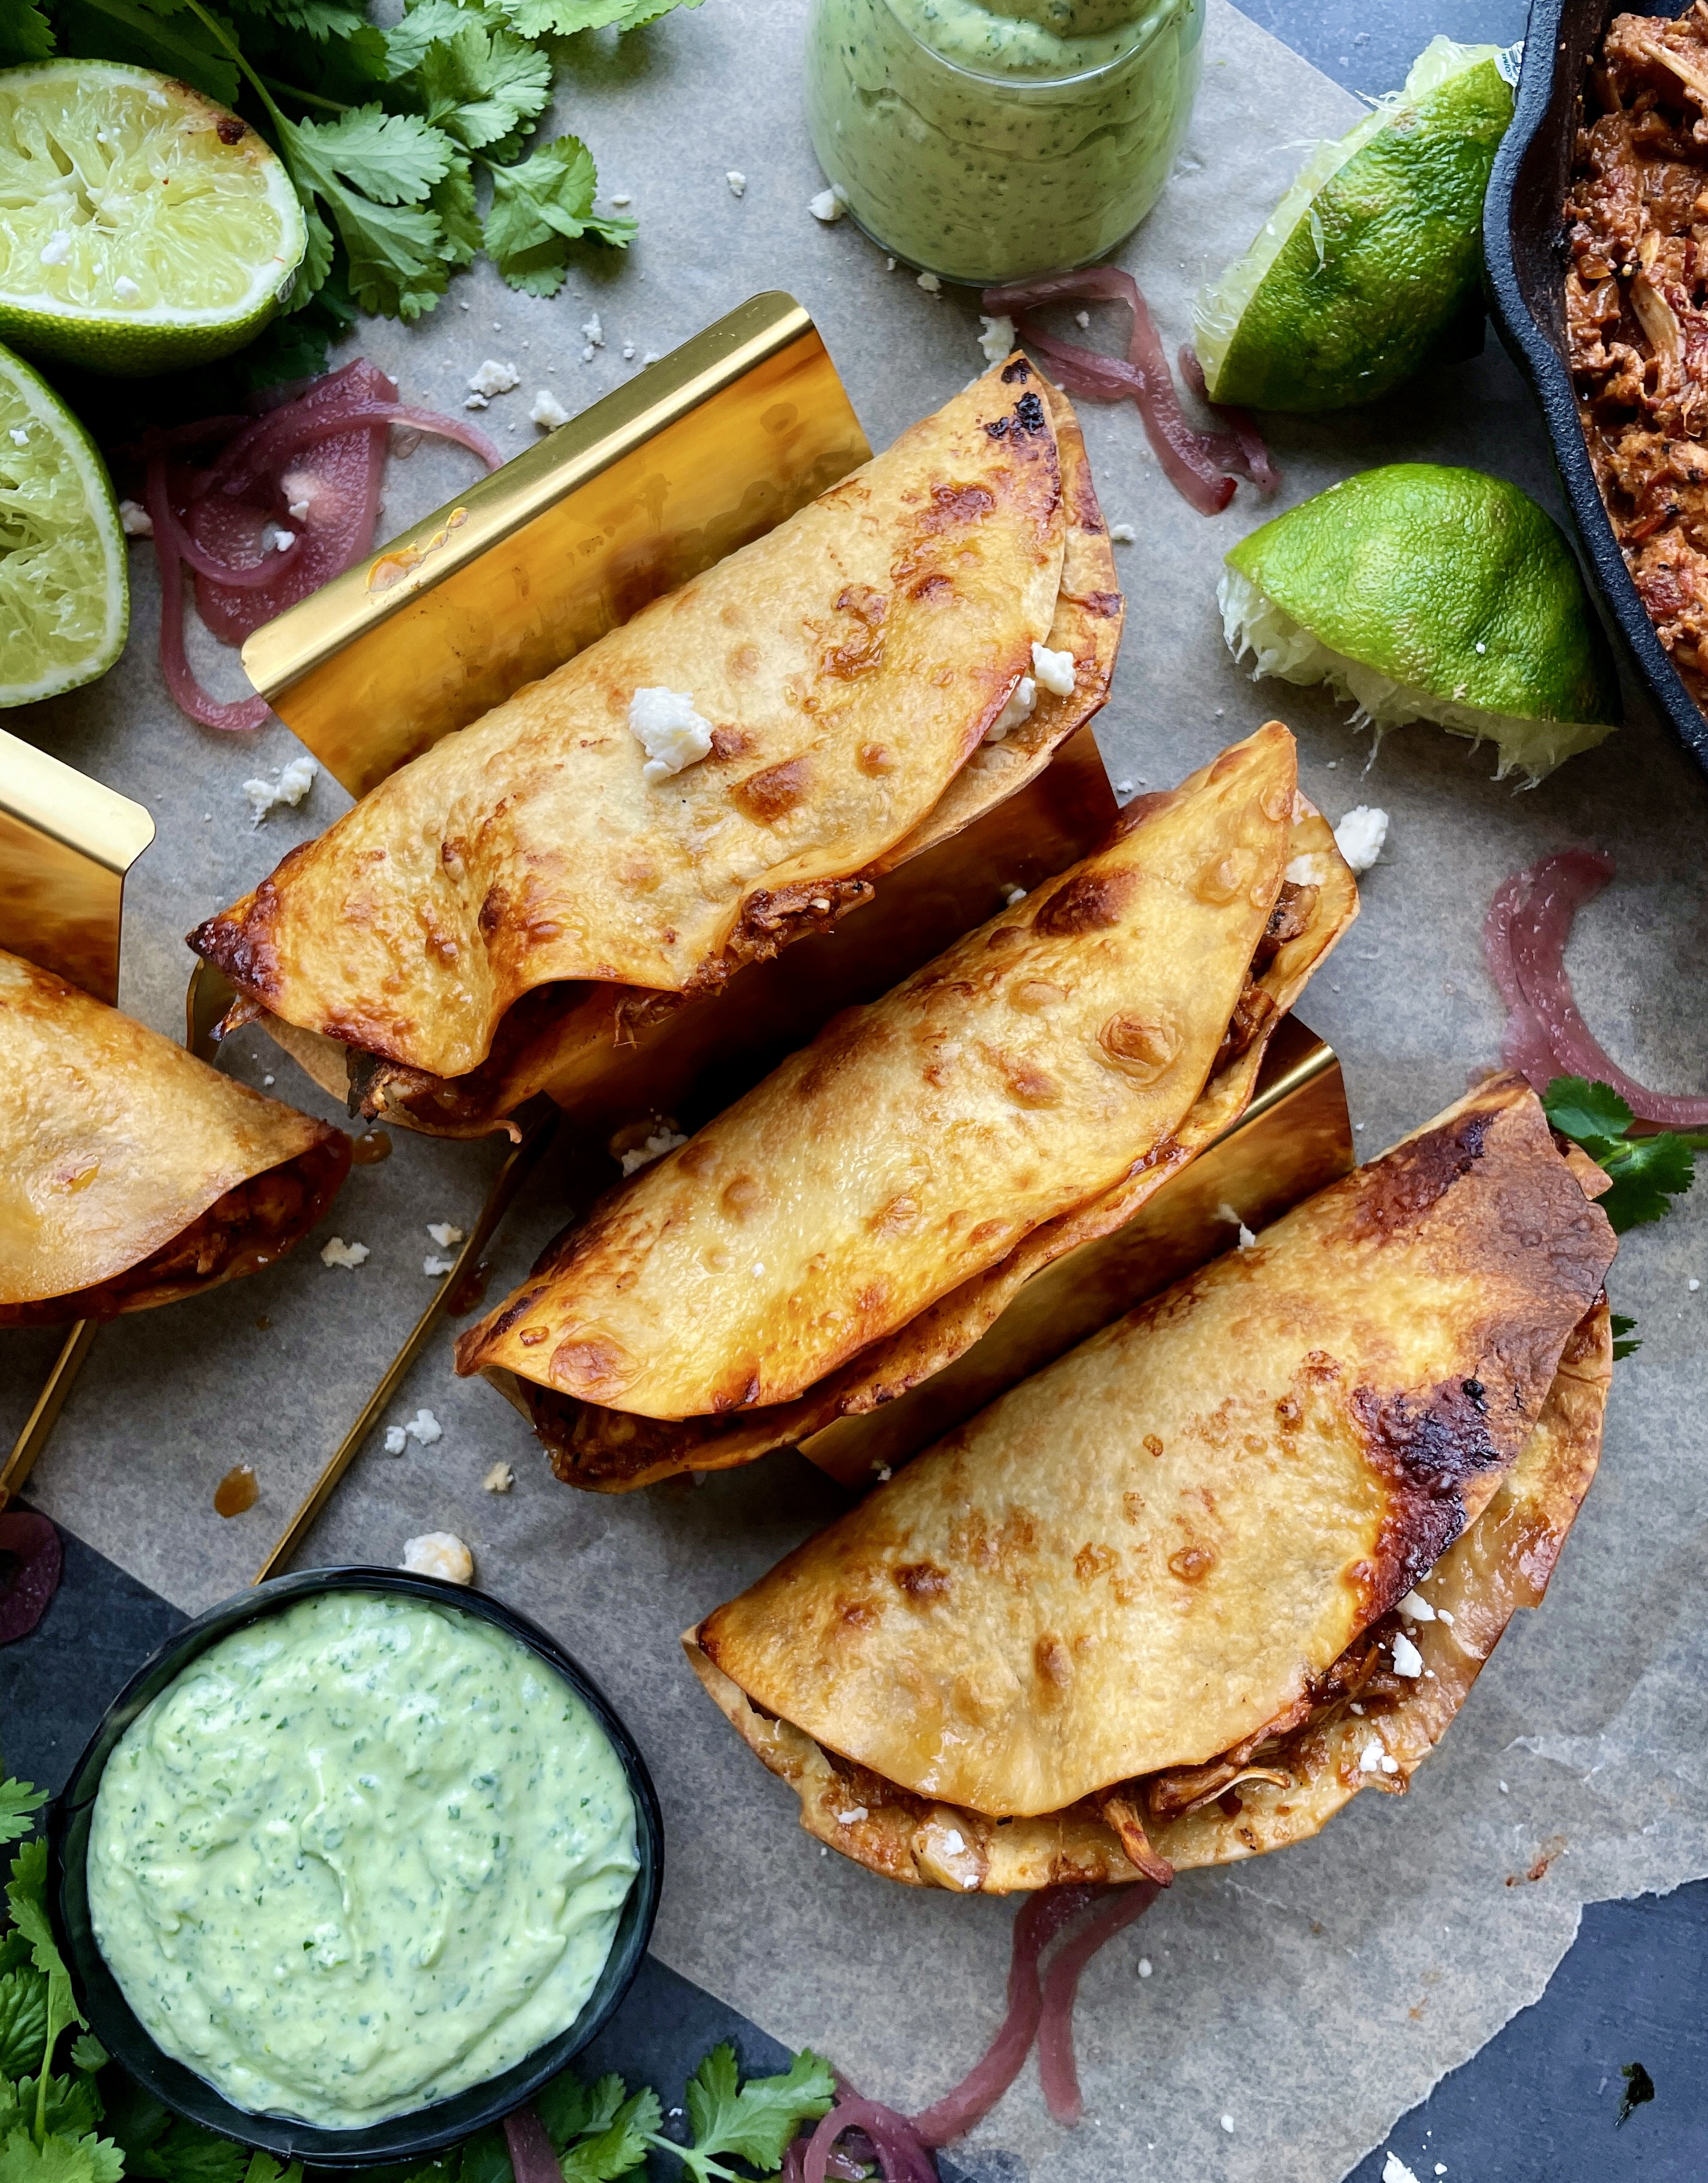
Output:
(46, 1567), (663, 2167)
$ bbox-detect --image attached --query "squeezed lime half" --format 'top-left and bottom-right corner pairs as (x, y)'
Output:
(0, 60), (306, 375)
(1221, 464), (1621, 782)
(0, 338), (128, 706)
(1194, 37), (1514, 412)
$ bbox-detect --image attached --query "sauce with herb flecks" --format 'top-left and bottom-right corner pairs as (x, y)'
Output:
(86, 1590), (637, 2127)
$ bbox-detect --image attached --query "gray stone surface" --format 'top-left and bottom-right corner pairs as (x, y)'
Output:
(5, 5), (1707, 2180)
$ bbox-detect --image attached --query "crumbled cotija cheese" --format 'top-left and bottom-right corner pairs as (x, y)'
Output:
(834, 1807), (868, 1824)
(1109, 520), (1136, 543)
(986, 675), (1035, 742)
(424, 1256), (455, 1277)
(400, 1532), (473, 1584)
(1396, 1589), (1435, 1621)
(242, 756), (318, 826)
(808, 186), (848, 221)
(628, 686), (714, 783)
(529, 388), (569, 431)
(482, 1462), (515, 1493)
(404, 1408), (443, 1445)
(620, 1128), (687, 1176)
(977, 312), (1016, 364)
(1334, 804), (1389, 873)
(320, 1236), (368, 1269)
(1030, 641), (1076, 697)
(725, 169), (746, 197)
(916, 270), (941, 294)
(383, 1426), (408, 1455)
(1390, 1631), (1425, 1677)
(427, 1222), (465, 1249)
(119, 498), (153, 537)
(467, 358), (520, 396)
(1381, 2156), (1422, 2183)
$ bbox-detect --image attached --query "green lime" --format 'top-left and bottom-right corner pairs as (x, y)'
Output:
(1193, 37), (1514, 412)
(0, 61), (306, 376)
(0, 338), (127, 706)
(1221, 464), (1621, 782)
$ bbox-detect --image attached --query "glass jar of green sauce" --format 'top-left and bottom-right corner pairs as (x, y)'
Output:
(804, 0), (1206, 286)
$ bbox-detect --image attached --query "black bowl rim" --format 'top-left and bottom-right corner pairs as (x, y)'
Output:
(1483, 0), (1708, 779)
(46, 1565), (663, 2170)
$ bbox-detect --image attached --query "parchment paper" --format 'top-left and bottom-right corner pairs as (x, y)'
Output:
(5, 5), (1707, 2178)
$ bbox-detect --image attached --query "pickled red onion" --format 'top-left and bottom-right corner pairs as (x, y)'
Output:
(1484, 850), (1708, 1126)
(1035, 1883), (1161, 2125)
(0, 1511), (63, 1645)
(983, 269), (1277, 513)
(124, 360), (501, 734)
(910, 1884), (1095, 2146)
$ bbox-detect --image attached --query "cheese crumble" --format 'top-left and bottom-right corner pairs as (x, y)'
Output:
(628, 686), (714, 783)
(467, 358), (520, 397)
(400, 1532), (473, 1583)
(977, 313), (1016, 364)
(1031, 641), (1076, 696)
(1334, 804), (1389, 873)
(320, 1236), (368, 1269)
(808, 186), (848, 221)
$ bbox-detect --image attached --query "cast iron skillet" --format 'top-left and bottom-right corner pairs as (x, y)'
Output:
(1485, 0), (1708, 779)
(46, 1567), (664, 2168)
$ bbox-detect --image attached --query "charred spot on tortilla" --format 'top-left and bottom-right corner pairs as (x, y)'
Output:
(730, 756), (813, 824)
(1350, 1105), (1498, 1243)
(1001, 357), (1032, 384)
(1033, 868), (1138, 937)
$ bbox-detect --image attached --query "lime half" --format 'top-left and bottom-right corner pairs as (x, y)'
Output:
(1221, 464), (1621, 783)
(0, 61), (306, 376)
(0, 338), (127, 706)
(1194, 37), (1514, 412)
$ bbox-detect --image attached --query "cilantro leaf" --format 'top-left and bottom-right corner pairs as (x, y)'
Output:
(494, 0), (699, 34)
(56, 0), (242, 103)
(558, 2089), (657, 2183)
(0, 2129), (124, 2183)
(65, 2041), (106, 2079)
(1599, 1133), (1697, 1234)
(134, 2117), (248, 2183)
(430, 150), (481, 268)
(228, 0), (370, 40)
(0, 1787), (45, 1856)
(1611, 1312), (1640, 1362)
(483, 133), (632, 296)
(289, 106), (451, 204)
(241, 2151), (302, 2183)
(676, 2046), (836, 2179)
(6, 1839), (84, 2099)
(0, 0), (55, 65)
(0, 1969), (48, 2078)
(382, 0), (468, 76)
(415, 17), (550, 152)
(1542, 1076), (1633, 1149)
(2, 2074), (102, 2147)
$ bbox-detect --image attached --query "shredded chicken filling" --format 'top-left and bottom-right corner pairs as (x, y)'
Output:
(1567, 5), (1708, 710)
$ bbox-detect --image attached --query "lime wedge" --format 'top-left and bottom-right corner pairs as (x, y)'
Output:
(1221, 464), (1621, 783)
(0, 60), (306, 376)
(1194, 38), (1514, 412)
(0, 338), (127, 706)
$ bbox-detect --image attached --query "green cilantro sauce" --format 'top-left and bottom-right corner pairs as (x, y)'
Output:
(805, 0), (1206, 283)
(86, 1591), (637, 2129)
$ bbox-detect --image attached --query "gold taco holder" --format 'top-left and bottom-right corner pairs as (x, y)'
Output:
(0, 733), (154, 1511)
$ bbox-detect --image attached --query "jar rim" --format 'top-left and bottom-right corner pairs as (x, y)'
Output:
(872, 0), (1191, 91)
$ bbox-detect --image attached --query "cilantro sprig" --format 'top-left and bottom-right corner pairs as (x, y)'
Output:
(1543, 1076), (1705, 1360)
(0, 0), (689, 376)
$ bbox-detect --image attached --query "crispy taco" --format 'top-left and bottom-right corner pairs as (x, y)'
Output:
(0, 950), (350, 1327)
(683, 1075), (1618, 1892)
(456, 724), (1357, 1488)
(189, 365), (1123, 1137)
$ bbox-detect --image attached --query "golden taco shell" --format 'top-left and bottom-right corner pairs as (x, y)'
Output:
(238, 380), (1125, 1142)
(0, 950), (350, 1326)
(189, 358), (1083, 1088)
(457, 725), (1356, 1485)
(682, 1076), (1616, 1888)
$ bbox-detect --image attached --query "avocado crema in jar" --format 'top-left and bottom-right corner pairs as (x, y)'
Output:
(805, 0), (1206, 285)
(86, 1591), (638, 2128)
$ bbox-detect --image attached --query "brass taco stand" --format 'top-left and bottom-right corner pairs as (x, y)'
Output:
(0, 730), (155, 1511)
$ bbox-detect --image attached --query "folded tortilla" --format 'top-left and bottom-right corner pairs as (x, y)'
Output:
(456, 724), (1357, 1485)
(0, 949), (350, 1326)
(190, 362), (1120, 1118)
(682, 1075), (1617, 1891)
